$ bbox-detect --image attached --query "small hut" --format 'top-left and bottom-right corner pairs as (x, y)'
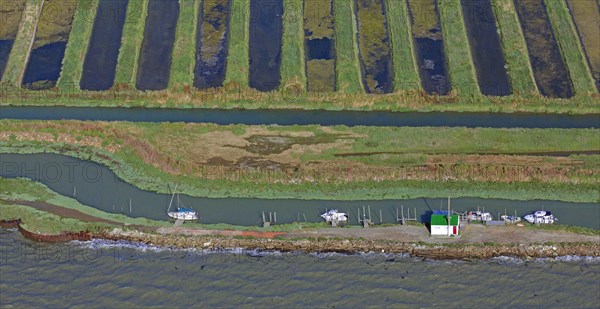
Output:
(430, 210), (460, 236)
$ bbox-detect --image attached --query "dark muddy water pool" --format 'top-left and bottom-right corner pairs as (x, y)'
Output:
(514, 0), (573, 98)
(80, 0), (129, 91)
(194, 0), (231, 89)
(461, 0), (511, 96)
(0, 40), (14, 79)
(135, 0), (179, 91)
(21, 42), (67, 89)
(249, 0), (283, 91)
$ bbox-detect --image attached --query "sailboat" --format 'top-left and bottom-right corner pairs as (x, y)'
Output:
(167, 184), (198, 221)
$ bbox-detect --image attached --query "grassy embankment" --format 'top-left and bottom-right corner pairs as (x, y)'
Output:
(168, 0), (199, 90)
(56, 0), (98, 91)
(438, 0), (480, 97)
(384, 0), (421, 92)
(114, 0), (149, 87)
(280, 0), (307, 92)
(1, 120), (598, 202)
(1, 0), (42, 86)
(566, 0), (599, 90)
(224, 0), (249, 88)
(491, 0), (538, 95)
(544, 0), (597, 95)
(332, 0), (363, 93)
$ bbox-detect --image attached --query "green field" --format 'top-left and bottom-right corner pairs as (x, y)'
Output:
(281, 0), (307, 91)
(168, 0), (200, 90)
(1, 120), (598, 202)
(114, 0), (149, 86)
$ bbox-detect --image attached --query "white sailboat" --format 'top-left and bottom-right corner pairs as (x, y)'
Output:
(167, 185), (198, 221)
(321, 209), (348, 223)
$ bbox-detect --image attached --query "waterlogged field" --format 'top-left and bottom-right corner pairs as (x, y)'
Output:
(304, 0), (336, 92)
(0, 0), (25, 79)
(21, 0), (77, 90)
(194, 0), (230, 89)
(514, 0), (572, 98)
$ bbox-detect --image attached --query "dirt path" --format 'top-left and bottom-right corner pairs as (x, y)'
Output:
(285, 224), (600, 244)
(2, 199), (123, 226)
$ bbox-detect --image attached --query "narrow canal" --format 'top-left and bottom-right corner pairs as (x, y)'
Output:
(249, 0), (283, 91)
(461, 0), (511, 96)
(0, 0), (25, 79)
(1, 106), (599, 128)
(80, 0), (129, 91)
(304, 0), (336, 92)
(1, 153), (598, 228)
(354, 0), (393, 94)
(566, 0), (600, 92)
(514, 0), (573, 98)
(135, 0), (179, 91)
(22, 0), (77, 90)
(194, 0), (231, 89)
(407, 0), (450, 95)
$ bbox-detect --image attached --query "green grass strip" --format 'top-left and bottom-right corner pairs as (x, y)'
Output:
(169, 0), (199, 90)
(438, 0), (480, 97)
(333, 0), (363, 93)
(224, 0), (250, 87)
(544, 0), (597, 95)
(57, 0), (99, 91)
(491, 0), (538, 95)
(114, 0), (149, 86)
(1, 0), (43, 86)
(280, 0), (307, 91)
(384, 0), (421, 91)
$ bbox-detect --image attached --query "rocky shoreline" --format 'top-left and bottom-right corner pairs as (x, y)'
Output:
(98, 229), (600, 260)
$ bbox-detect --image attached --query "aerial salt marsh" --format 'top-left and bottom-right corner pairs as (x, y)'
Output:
(0, 0), (24, 79)
(194, 0), (230, 89)
(304, 0), (335, 92)
(565, 0), (600, 92)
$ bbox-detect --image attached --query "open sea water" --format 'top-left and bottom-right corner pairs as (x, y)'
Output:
(1, 229), (599, 307)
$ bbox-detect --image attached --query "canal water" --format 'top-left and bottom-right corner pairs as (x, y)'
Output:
(407, 0), (450, 95)
(461, 0), (511, 96)
(514, 0), (573, 98)
(249, 0), (283, 91)
(80, 0), (129, 91)
(194, 0), (231, 89)
(354, 0), (393, 94)
(304, 0), (336, 92)
(1, 153), (598, 229)
(22, 0), (77, 89)
(135, 0), (179, 91)
(1, 106), (599, 128)
(1, 230), (599, 307)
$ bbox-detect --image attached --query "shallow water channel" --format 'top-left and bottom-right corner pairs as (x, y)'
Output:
(1, 153), (598, 228)
(80, 0), (129, 91)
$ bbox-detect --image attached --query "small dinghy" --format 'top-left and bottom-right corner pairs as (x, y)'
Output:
(523, 210), (556, 224)
(321, 209), (348, 223)
(500, 215), (521, 224)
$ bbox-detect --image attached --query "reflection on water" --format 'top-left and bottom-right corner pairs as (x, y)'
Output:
(80, 0), (129, 91)
(1, 153), (598, 229)
(461, 0), (511, 96)
(249, 0), (283, 92)
(0, 40), (14, 79)
(1, 231), (599, 307)
(136, 0), (179, 91)
(514, 0), (573, 98)
(407, 0), (450, 95)
(21, 42), (67, 89)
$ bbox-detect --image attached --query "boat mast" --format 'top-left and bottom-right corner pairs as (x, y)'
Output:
(167, 184), (178, 212)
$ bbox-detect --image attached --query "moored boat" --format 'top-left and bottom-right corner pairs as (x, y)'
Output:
(523, 210), (556, 224)
(167, 184), (198, 222)
(321, 209), (348, 223)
